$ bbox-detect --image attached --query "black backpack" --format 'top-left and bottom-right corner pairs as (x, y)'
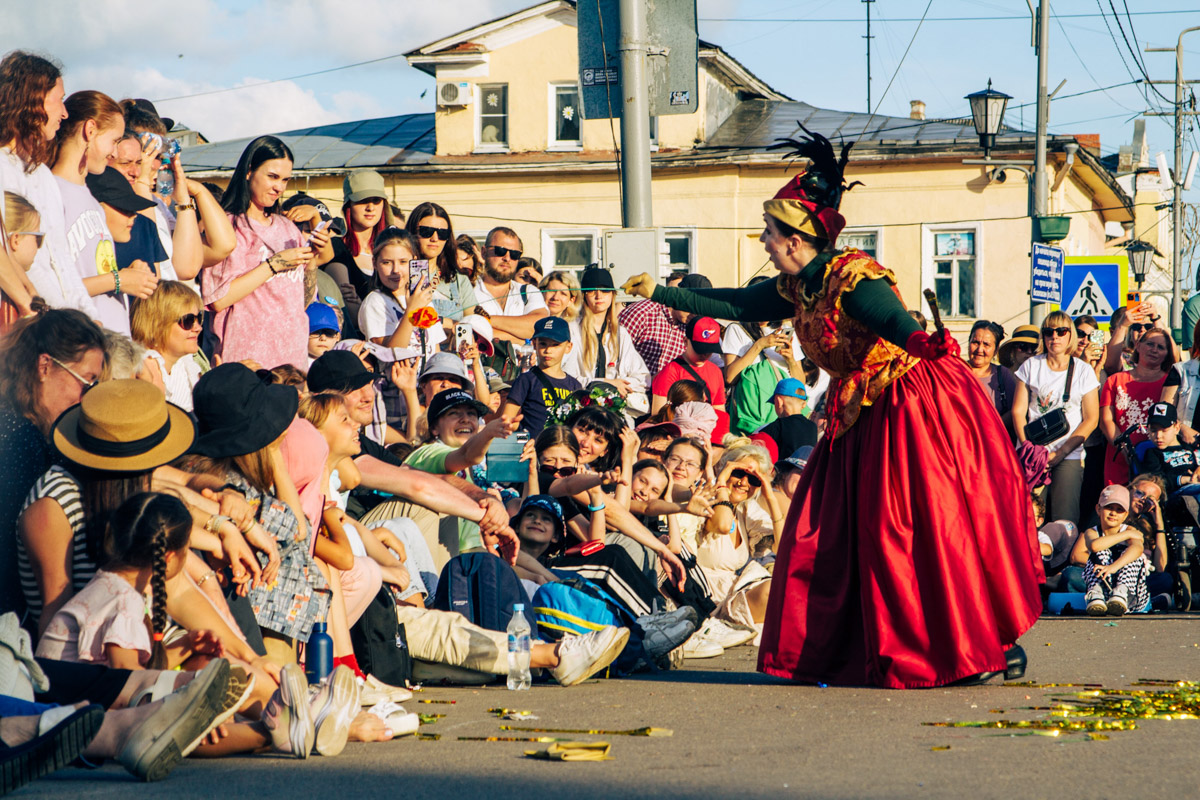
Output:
(349, 587), (412, 687)
(433, 552), (535, 632)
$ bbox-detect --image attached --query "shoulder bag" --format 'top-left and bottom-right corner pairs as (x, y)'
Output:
(1025, 358), (1075, 447)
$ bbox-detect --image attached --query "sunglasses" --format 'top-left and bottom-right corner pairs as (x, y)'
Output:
(416, 225), (448, 241)
(490, 245), (523, 260)
(1041, 327), (1071, 338)
(729, 468), (762, 488)
(49, 356), (97, 394)
(544, 465), (577, 477)
(177, 312), (206, 330)
(1128, 323), (1150, 333)
(1015, 343), (1038, 353)
(15, 231), (44, 247)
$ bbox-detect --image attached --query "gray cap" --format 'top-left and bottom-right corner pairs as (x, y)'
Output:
(343, 169), (387, 204)
(419, 351), (472, 386)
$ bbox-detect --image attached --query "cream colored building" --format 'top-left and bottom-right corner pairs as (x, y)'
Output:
(184, 0), (1151, 337)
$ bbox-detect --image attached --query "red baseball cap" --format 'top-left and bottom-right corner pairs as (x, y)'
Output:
(749, 431), (779, 463)
(686, 317), (723, 355)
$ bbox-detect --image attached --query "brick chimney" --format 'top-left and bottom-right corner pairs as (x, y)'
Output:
(909, 100), (926, 120)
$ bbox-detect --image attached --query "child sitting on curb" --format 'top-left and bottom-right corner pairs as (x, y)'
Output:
(1073, 484), (1151, 616)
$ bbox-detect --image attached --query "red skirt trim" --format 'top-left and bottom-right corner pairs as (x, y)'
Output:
(757, 357), (1044, 689)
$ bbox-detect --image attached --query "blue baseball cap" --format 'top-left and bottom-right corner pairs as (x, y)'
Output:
(773, 377), (807, 400)
(512, 494), (565, 540)
(778, 445), (813, 472)
(532, 315), (571, 344)
(306, 302), (341, 335)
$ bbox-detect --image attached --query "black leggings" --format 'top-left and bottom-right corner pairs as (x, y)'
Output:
(34, 658), (132, 709)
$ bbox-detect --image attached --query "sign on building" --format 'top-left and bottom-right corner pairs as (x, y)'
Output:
(1059, 255), (1129, 326)
(577, 0), (699, 120)
(1030, 243), (1064, 304)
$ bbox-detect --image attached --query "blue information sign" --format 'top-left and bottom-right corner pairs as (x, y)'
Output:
(1031, 243), (1064, 304)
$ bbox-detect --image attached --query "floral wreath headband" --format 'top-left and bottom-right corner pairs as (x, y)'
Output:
(548, 384), (628, 427)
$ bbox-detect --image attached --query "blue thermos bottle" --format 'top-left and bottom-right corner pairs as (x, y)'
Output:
(306, 621), (333, 684)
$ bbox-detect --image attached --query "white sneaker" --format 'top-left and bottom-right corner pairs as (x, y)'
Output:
(1085, 584), (1107, 616)
(681, 632), (724, 659)
(636, 607), (698, 661)
(1106, 584), (1129, 616)
(365, 701), (420, 738)
(360, 674), (412, 705)
(549, 626), (631, 686)
(698, 618), (757, 649)
(262, 663), (313, 759)
(309, 665), (360, 757)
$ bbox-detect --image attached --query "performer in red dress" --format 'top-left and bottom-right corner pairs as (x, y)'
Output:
(622, 127), (1043, 688)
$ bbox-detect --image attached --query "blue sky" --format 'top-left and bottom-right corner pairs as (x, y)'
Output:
(4, 0), (1197, 211)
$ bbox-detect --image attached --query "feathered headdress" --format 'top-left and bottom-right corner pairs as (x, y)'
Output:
(763, 122), (863, 243)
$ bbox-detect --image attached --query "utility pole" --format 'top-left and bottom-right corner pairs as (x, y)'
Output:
(1031, 0), (1051, 323)
(863, 0), (875, 113)
(1146, 26), (1200, 332)
(618, 0), (653, 228)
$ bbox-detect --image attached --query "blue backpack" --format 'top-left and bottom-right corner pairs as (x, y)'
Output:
(432, 552), (534, 633)
(531, 576), (644, 675)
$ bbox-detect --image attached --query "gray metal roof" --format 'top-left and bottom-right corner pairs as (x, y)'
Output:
(701, 100), (1031, 153)
(180, 113), (435, 173)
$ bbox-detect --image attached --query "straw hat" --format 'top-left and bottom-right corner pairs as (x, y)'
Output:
(997, 325), (1041, 364)
(52, 380), (194, 472)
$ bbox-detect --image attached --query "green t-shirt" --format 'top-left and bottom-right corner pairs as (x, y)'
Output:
(403, 441), (483, 553)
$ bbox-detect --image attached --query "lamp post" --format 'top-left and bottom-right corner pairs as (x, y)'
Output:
(965, 80), (1012, 159)
(1125, 239), (1154, 288)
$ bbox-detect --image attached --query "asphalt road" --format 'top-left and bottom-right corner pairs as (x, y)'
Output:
(22, 616), (1200, 800)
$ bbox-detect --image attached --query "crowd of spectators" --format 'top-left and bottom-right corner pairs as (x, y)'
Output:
(0, 48), (1197, 791)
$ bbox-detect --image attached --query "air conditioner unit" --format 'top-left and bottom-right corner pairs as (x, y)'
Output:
(437, 82), (471, 107)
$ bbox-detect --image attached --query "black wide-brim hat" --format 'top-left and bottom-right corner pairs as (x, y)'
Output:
(189, 363), (299, 459)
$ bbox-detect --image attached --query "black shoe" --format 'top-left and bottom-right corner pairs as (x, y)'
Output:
(1004, 645), (1027, 681)
(948, 670), (1003, 686)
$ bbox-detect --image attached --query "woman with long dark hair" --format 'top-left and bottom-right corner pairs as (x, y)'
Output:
(202, 135), (328, 369)
(624, 127), (1042, 688)
(406, 200), (476, 324)
(0, 50), (96, 316)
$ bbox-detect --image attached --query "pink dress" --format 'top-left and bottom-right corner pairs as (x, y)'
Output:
(1100, 371), (1168, 486)
(202, 213), (307, 369)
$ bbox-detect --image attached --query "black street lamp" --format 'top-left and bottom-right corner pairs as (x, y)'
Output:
(965, 79), (1013, 158)
(1125, 239), (1155, 287)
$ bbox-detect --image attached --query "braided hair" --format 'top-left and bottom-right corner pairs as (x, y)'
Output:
(103, 492), (192, 670)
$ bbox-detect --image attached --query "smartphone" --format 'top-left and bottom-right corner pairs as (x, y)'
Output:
(1126, 291), (1142, 313)
(486, 430), (530, 484)
(455, 323), (473, 354)
(408, 259), (430, 293)
(313, 219), (331, 233)
(1088, 329), (1105, 346)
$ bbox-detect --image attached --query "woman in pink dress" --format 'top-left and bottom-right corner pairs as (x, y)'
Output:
(201, 136), (330, 369)
(1099, 328), (1173, 485)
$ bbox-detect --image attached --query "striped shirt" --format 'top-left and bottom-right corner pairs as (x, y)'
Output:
(18, 466), (96, 624)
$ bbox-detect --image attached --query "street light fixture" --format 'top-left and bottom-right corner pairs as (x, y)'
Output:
(965, 79), (1013, 158)
(1125, 239), (1155, 287)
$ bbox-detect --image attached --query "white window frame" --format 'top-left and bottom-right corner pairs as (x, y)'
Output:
(662, 227), (697, 273)
(921, 222), (983, 320)
(548, 82), (583, 152)
(840, 226), (883, 261)
(475, 83), (509, 154)
(541, 227), (601, 272)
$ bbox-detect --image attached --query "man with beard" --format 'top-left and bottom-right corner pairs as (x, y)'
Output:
(474, 226), (547, 343)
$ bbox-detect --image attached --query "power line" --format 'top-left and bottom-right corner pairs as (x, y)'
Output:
(1106, 0), (1173, 104)
(699, 9), (1196, 23)
(1050, 10), (1141, 115)
(857, 0), (934, 138)
(149, 52), (409, 103)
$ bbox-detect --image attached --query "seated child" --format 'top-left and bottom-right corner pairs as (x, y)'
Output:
(1142, 402), (1200, 493)
(307, 302), (342, 367)
(1033, 492), (1080, 584)
(1072, 485), (1151, 617)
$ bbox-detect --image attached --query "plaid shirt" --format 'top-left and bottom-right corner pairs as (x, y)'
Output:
(619, 300), (687, 377)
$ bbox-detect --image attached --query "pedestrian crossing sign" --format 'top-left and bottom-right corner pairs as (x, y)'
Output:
(1058, 256), (1128, 326)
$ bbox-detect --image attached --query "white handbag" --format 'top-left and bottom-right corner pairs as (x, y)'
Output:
(0, 612), (49, 701)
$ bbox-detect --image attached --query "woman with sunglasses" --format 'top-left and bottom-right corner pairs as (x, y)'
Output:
(1098, 327), (1174, 486)
(1012, 311), (1101, 526)
(997, 324), (1040, 372)
(130, 280), (209, 411)
(622, 129), (1042, 689)
(0, 308), (106, 618)
(1103, 299), (1177, 376)
(406, 201), (476, 325)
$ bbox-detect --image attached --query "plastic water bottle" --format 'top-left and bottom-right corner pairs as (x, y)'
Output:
(517, 339), (534, 370)
(305, 621), (334, 684)
(506, 604), (532, 691)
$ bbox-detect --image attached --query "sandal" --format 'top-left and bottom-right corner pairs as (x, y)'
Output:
(1, 704), (104, 795)
(117, 658), (231, 781)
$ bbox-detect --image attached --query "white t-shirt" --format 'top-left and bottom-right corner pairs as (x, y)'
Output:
(1015, 355), (1101, 459)
(358, 290), (446, 359)
(473, 278), (547, 318)
(57, 178), (127, 334)
(146, 349), (203, 412)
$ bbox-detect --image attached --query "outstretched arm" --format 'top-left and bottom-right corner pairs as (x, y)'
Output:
(649, 278), (793, 323)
